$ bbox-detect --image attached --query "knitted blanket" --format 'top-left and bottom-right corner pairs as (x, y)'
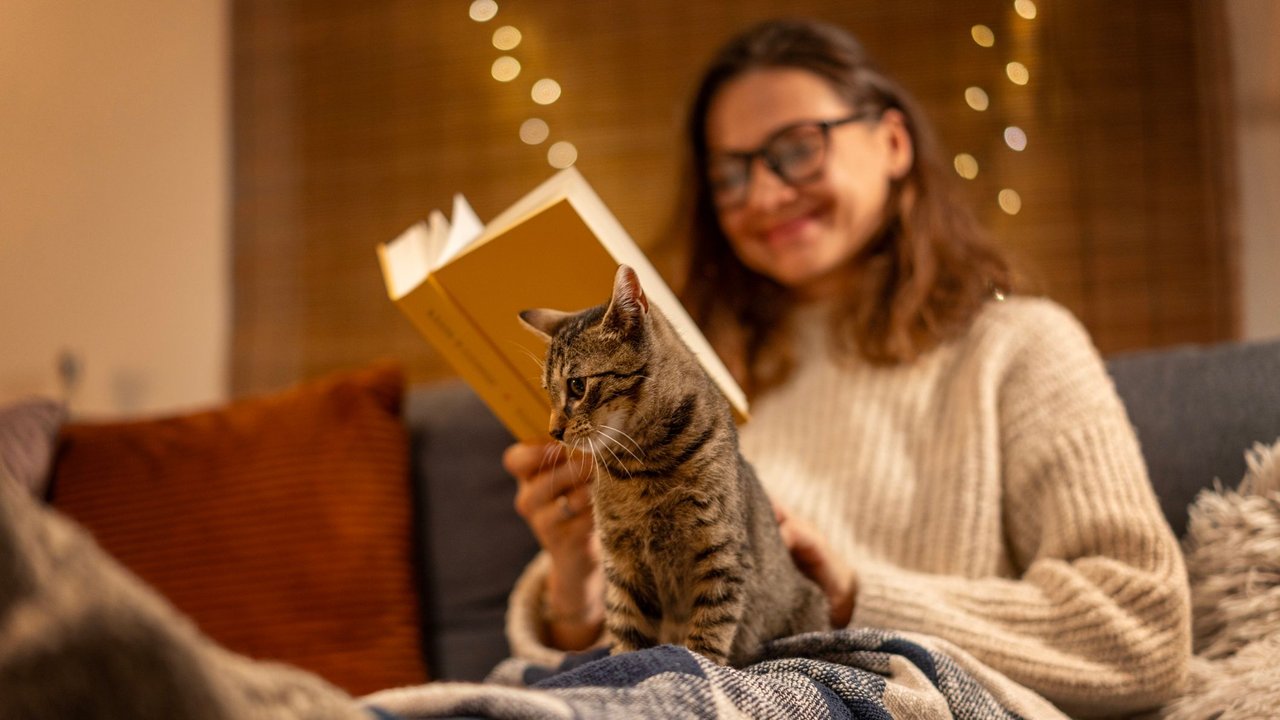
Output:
(1160, 438), (1280, 719)
(363, 630), (1066, 719)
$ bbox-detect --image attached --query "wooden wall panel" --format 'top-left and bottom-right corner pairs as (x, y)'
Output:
(232, 0), (1238, 395)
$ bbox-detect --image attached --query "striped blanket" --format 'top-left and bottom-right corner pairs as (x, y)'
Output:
(363, 629), (1068, 719)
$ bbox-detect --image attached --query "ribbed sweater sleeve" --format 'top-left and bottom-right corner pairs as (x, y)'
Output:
(851, 302), (1191, 717)
(505, 551), (582, 667)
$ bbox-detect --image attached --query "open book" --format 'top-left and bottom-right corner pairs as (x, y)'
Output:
(377, 167), (748, 442)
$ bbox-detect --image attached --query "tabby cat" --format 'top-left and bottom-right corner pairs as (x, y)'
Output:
(519, 264), (829, 666)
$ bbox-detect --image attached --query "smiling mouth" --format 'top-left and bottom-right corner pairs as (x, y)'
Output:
(763, 213), (817, 246)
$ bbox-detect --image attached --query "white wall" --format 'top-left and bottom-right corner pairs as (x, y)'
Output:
(0, 0), (229, 418)
(1228, 0), (1280, 341)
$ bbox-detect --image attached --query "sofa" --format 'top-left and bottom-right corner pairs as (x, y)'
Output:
(2, 337), (1279, 710)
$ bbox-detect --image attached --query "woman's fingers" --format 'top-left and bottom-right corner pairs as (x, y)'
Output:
(504, 441), (566, 481)
(529, 481), (593, 533)
(514, 455), (591, 516)
(507, 441), (596, 561)
(775, 507), (857, 628)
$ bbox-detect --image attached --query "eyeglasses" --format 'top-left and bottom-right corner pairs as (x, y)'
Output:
(707, 112), (873, 209)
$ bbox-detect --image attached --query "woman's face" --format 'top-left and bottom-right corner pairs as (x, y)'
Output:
(705, 68), (913, 300)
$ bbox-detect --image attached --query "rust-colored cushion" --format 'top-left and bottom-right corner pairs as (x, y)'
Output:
(49, 362), (427, 695)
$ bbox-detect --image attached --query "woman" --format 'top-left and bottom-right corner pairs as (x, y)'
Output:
(504, 19), (1190, 717)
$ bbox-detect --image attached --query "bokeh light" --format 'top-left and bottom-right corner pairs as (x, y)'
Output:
(548, 141), (578, 169)
(469, 0), (498, 22)
(1014, 0), (1038, 20)
(491, 56), (520, 82)
(520, 118), (549, 145)
(998, 189), (1023, 215)
(531, 78), (562, 105)
(1006, 61), (1030, 85)
(964, 86), (990, 111)
(971, 25), (995, 47)
(1004, 126), (1028, 151)
(954, 153), (980, 179)
(492, 26), (522, 50)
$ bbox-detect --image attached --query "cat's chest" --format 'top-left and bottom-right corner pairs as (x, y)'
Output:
(594, 479), (699, 561)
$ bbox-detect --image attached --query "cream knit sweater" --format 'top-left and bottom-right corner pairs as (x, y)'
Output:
(506, 297), (1191, 717)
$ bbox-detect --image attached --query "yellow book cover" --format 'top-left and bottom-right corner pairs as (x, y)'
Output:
(377, 167), (748, 442)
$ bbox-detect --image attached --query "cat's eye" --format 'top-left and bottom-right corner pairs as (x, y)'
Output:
(566, 377), (586, 400)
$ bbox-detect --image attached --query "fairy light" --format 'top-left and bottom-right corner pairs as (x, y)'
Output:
(547, 141), (577, 169)
(531, 78), (562, 105)
(1006, 61), (1030, 85)
(520, 118), (549, 145)
(1004, 126), (1028, 151)
(965, 86), (990, 111)
(492, 25), (521, 50)
(472, 9), (578, 167)
(998, 189), (1022, 215)
(491, 56), (520, 82)
(469, 0), (497, 22)
(965, 16), (1037, 216)
(954, 154), (980, 179)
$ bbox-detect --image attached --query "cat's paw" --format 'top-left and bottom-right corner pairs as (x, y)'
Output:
(686, 642), (730, 666)
(606, 621), (657, 655)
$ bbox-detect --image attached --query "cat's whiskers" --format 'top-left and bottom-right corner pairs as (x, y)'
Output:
(537, 441), (563, 479)
(509, 342), (548, 374)
(599, 424), (645, 461)
(569, 437), (594, 487)
(572, 440), (592, 491)
(593, 431), (633, 479)
(568, 436), (583, 464)
(584, 436), (596, 470)
(586, 437), (607, 485)
(600, 433), (641, 469)
(596, 431), (642, 471)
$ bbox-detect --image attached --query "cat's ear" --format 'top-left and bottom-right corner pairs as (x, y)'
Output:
(603, 264), (649, 338)
(519, 308), (572, 341)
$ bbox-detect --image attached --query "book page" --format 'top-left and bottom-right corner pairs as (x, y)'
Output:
(424, 209), (449, 267)
(377, 222), (433, 300)
(438, 193), (484, 268)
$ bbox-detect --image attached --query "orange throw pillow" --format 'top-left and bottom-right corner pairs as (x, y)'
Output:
(50, 362), (427, 695)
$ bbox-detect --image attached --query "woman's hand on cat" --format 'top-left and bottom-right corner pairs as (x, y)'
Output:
(775, 503), (857, 628)
(505, 441), (605, 649)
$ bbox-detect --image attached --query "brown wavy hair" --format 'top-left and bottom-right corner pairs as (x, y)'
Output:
(677, 19), (1013, 398)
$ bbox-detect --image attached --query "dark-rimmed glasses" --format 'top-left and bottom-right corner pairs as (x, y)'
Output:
(707, 112), (873, 209)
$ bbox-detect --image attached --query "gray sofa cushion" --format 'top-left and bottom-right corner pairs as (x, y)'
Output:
(1106, 338), (1280, 537)
(406, 382), (537, 681)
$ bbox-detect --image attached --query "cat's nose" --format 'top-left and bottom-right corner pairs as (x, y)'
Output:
(550, 427), (565, 441)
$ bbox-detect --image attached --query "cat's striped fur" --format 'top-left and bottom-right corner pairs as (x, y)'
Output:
(520, 265), (829, 666)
